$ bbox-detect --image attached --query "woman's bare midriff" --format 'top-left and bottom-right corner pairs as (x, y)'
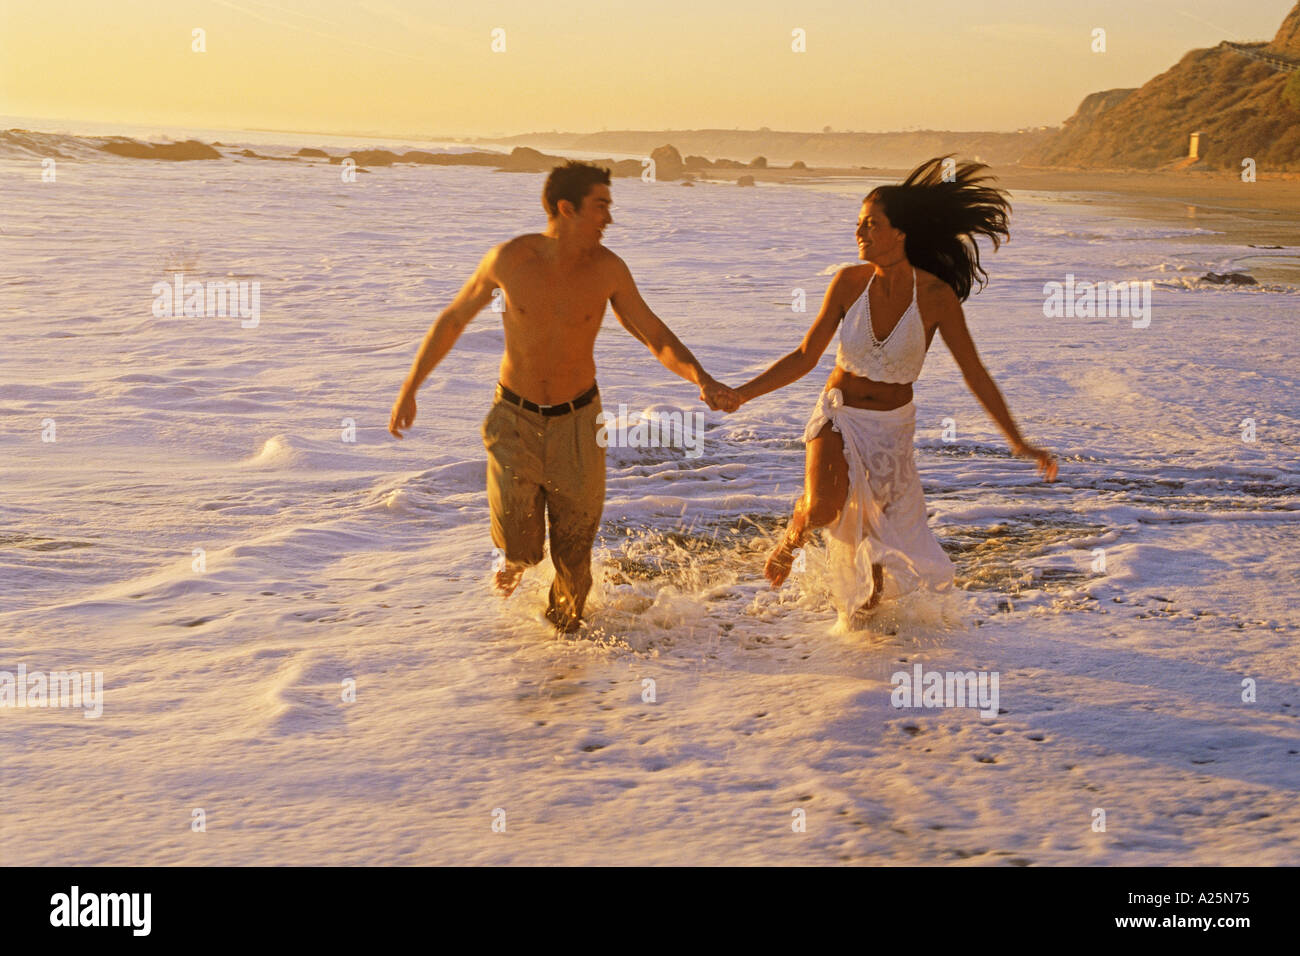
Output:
(825, 364), (913, 410)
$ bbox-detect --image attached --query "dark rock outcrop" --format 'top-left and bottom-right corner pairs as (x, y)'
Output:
(499, 146), (553, 171)
(235, 148), (296, 161)
(99, 138), (221, 160)
(349, 149), (400, 166)
(649, 144), (684, 180)
(610, 158), (643, 177)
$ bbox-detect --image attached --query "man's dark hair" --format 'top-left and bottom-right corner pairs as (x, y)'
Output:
(543, 161), (611, 219)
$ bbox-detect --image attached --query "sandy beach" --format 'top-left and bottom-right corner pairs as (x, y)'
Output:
(672, 161), (1300, 280)
(689, 161), (1300, 217)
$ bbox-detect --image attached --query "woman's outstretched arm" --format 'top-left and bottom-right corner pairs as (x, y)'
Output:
(735, 269), (850, 405)
(933, 280), (1058, 482)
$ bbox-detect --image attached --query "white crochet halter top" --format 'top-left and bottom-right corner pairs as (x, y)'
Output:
(835, 266), (926, 384)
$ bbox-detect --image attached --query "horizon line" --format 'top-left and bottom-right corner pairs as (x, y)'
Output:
(1, 112), (1063, 145)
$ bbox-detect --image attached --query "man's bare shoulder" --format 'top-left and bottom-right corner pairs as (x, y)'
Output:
(594, 246), (633, 287)
(594, 244), (625, 268)
(495, 234), (547, 263)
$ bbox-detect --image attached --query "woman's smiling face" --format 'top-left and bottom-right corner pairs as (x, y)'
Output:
(856, 199), (904, 260)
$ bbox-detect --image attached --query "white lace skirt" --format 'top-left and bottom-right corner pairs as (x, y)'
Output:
(803, 388), (955, 618)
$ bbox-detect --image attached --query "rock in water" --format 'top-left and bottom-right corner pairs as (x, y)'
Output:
(649, 144), (684, 181)
(99, 138), (221, 160)
(1201, 272), (1257, 285)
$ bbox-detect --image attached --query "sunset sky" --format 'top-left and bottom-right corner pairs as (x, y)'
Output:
(2, 0), (1294, 137)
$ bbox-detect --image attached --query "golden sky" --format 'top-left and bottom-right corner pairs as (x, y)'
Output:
(1, 0), (1294, 137)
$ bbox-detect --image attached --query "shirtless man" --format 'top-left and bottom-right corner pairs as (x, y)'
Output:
(388, 161), (740, 633)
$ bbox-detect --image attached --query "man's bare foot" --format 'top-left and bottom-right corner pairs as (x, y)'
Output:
(545, 604), (583, 634)
(494, 564), (524, 597)
(764, 534), (802, 588)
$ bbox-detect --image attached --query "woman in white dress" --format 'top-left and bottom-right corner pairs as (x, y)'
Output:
(731, 157), (1058, 625)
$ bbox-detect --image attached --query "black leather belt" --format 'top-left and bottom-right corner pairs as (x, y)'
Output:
(498, 382), (598, 416)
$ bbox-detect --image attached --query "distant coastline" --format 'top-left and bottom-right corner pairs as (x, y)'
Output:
(5, 123), (1300, 259)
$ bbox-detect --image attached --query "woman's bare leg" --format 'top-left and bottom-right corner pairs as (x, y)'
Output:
(856, 562), (886, 615)
(765, 422), (850, 586)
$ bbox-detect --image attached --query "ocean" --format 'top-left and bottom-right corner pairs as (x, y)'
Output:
(1, 124), (1297, 864)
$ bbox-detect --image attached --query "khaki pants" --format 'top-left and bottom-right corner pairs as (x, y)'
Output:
(482, 384), (606, 631)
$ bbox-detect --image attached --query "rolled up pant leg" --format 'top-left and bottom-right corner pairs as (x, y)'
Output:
(542, 396), (606, 631)
(482, 397), (546, 569)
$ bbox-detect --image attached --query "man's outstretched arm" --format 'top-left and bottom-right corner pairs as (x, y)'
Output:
(608, 254), (739, 411)
(389, 247), (500, 438)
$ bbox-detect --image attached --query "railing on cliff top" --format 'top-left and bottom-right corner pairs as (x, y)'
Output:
(1221, 41), (1300, 73)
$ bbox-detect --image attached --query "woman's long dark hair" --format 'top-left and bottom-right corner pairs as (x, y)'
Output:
(866, 156), (1011, 301)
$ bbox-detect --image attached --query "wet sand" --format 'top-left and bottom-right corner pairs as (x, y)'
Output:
(692, 163), (1300, 280)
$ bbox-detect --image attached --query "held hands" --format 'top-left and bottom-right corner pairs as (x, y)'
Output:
(388, 389), (417, 438)
(699, 375), (743, 413)
(1011, 439), (1058, 482)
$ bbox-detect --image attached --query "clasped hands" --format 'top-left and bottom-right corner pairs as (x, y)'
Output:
(699, 375), (744, 413)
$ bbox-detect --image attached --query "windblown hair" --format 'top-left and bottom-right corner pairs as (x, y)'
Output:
(866, 156), (1011, 301)
(543, 160), (611, 218)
